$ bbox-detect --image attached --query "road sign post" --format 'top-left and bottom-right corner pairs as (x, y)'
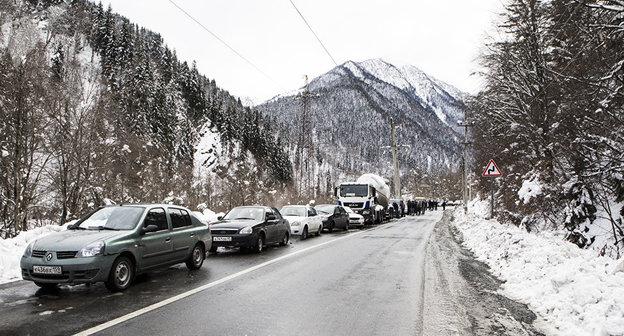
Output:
(490, 178), (495, 219)
(482, 159), (502, 219)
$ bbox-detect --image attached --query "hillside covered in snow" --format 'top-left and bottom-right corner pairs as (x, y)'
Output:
(257, 58), (465, 197)
(0, 0), (292, 237)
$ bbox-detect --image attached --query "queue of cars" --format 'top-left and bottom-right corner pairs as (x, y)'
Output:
(19, 202), (374, 292)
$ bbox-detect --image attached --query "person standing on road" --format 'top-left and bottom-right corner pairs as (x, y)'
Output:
(442, 200), (446, 211)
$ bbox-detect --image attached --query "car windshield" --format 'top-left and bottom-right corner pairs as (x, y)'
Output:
(340, 184), (368, 197)
(280, 206), (307, 217)
(78, 207), (145, 230)
(224, 207), (264, 221)
(315, 205), (334, 215)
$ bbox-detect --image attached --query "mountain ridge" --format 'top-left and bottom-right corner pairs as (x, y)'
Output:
(257, 58), (466, 197)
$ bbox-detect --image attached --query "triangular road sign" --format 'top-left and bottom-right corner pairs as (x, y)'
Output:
(482, 159), (502, 177)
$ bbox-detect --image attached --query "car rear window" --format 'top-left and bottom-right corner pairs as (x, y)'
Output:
(170, 209), (192, 229)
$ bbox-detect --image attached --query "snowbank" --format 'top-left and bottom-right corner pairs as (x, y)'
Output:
(0, 223), (71, 284)
(453, 203), (624, 336)
(196, 203), (221, 224)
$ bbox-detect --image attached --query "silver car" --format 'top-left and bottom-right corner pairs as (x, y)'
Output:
(20, 204), (212, 292)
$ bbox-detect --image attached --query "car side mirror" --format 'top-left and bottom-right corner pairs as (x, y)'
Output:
(267, 215), (277, 222)
(142, 224), (158, 234)
(217, 216), (223, 221)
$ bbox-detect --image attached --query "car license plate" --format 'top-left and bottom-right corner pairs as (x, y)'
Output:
(213, 236), (232, 242)
(33, 266), (62, 275)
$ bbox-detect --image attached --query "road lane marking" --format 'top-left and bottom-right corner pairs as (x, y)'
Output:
(74, 226), (379, 336)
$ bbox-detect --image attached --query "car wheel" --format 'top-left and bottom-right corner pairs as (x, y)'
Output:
(279, 232), (289, 246)
(301, 226), (308, 240)
(345, 223), (350, 231)
(34, 282), (58, 291)
(252, 235), (264, 254)
(105, 255), (135, 292)
(186, 243), (205, 270)
(328, 221), (334, 233)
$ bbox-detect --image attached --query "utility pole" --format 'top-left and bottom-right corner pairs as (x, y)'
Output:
(383, 118), (410, 198)
(458, 120), (474, 213)
(295, 75), (319, 198)
(391, 118), (400, 198)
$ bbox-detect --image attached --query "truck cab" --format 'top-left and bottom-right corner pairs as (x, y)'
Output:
(336, 183), (384, 224)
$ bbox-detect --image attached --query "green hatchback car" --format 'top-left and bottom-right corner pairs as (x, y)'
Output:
(20, 204), (212, 292)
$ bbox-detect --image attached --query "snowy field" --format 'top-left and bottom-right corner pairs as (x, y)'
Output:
(453, 201), (624, 336)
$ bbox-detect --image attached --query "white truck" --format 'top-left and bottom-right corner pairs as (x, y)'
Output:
(335, 174), (390, 225)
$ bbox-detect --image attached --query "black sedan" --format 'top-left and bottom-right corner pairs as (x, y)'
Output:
(209, 206), (290, 253)
(315, 204), (350, 232)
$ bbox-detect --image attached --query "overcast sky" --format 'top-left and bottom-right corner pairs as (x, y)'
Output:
(98, 0), (503, 103)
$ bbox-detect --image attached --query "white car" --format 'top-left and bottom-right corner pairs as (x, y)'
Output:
(280, 205), (324, 239)
(344, 206), (365, 228)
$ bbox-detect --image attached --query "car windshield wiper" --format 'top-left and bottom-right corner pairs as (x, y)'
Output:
(231, 217), (257, 220)
(92, 226), (119, 231)
(68, 225), (86, 230)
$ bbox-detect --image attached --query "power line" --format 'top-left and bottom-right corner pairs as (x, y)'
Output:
(167, 0), (281, 88)
(288, 0), (338, 66)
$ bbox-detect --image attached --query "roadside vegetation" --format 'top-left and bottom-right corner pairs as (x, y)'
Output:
(0, 0), (292, 238)
(471, 0), (624, 257)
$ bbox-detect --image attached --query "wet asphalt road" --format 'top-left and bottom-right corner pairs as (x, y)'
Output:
(0, 210), (543, 336)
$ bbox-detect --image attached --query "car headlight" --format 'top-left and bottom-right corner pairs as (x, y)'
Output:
(290, 221), (301, 227)
(23, 241), (34, 257)
(239, 226), (253, 234)
(76, 241), (105, 258)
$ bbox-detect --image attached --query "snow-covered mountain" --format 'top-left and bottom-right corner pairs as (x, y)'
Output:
(337, 59), (465, 128)
(257, 59), (466, 195)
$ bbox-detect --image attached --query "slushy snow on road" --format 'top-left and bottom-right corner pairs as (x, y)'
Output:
(453, 200), (624, 336)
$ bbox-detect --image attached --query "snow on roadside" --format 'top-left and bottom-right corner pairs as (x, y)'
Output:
(453, 201), (624, 336)
(0, 223), (72, 285)
(196, 203), (221, 224)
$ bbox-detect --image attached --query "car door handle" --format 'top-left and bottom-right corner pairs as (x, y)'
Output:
(190, 233), (195, 237)
(165, 238), (172, 243)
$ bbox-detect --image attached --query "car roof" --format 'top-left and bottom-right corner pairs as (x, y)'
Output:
(231, 205), (270, 210)
(117, 204), (192, 211)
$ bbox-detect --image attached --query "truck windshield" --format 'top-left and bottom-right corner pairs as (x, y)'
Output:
(340, 185), (369, 197)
